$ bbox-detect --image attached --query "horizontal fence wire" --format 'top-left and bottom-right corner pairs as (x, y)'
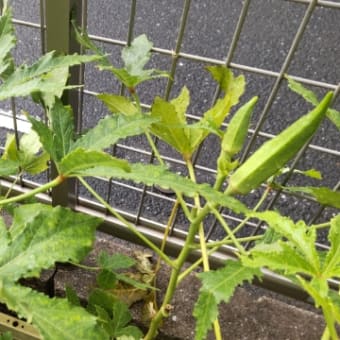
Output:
(0, 0), (339, 297)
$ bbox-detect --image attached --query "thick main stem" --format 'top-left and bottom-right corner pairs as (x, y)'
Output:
(144, 204), (211, 339)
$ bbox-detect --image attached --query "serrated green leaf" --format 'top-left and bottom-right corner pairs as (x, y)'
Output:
(249, 211), (320, 271)
(59, 148), (130, 176)
(150, 87), (193, 156)
(242, 241), (317, 275)
(198, 260), (260, 304)
(150, 68), (245, 158)
(97, 269), (117, 290)
(97, 94), (138, 116)
(323, 215), (340, 277)
(102, 35), (168, 88)
(206, 66), (245, 98)
(297, 276), (340, 337)
(0, 282), (107, 340)
(49, 99), (74, 160)
(284, 186), (340, 209)
(97, 251), (135, 271)
(193, 291), (218, 340)
(72, 114), (155, 152)
(0, 158), (19, 175)
(87, 288), (117, 316)
(65, 285), (81, 307)
(112, 300), (132, 334)
(122, 34), (152, 76)
(0, 51), (100, 101)
(28, 99), (75, 163)
(0, 203), (100, 282)
(79, 163), (248, 214)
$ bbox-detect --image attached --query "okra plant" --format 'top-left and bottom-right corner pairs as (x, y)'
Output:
(0, 3), (340, 340)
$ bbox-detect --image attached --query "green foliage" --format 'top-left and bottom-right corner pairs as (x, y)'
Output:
(77, 162), (248, 214)
(193, 260), (261, 340)
(150, 67), (245, 159)
(0, 11), (339, 339)
(0, 282), (107, 340)
(286, 76), (340, 130)
(226, 92), (333, 195)
(283, 186), (340, 210)
(0, 203), (100, 281)
(1, 130), (49, 175)
(242, 214), (340, 338)
(0, 332), (13, 340)
(0, 204), (105, 339)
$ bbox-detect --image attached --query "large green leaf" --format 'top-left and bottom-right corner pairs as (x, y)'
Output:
(248, 211), (320, 271)
(284, 186), (340, 209)
(0, 282), (107, 340)
(59, 148), (130, 176)
(0, 51), (99, 101)
(0, 203), (101, 282)
(78, 163), (248, 214)
(72, 114), (156, 151)
(193, 260), (260, 340)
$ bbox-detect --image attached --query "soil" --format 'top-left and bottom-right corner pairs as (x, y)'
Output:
(53, 231), (325, 340)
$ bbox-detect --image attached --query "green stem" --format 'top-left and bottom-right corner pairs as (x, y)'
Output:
(177, 234), (263, 283)
(145, 131), (164, 166)
(68, 261), (100, 271)
(78, 176), (174, 268)
(185, 158), (223, 340)
(201, 234), (263, 249)
(0, 175), (63, 206)
(211, 206), (246, 255)
(230, 185), (271, 237)
(321, 306), (338, 340)
(144, 204), (211, 339)
(314, 222), (331, 230)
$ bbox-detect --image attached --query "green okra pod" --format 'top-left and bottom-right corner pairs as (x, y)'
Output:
(222, 96), (258, 157)
(225, 92), (333, 195)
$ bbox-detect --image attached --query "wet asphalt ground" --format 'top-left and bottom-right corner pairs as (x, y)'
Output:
(3, 0), (340, 239)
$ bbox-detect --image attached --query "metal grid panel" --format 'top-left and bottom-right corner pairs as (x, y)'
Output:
(0, 0), (339, 295)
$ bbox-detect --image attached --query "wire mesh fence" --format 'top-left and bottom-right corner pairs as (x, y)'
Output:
(0, 0), (339, 296)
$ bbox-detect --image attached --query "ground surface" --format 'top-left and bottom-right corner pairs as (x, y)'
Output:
(55, 232), (326, 340)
